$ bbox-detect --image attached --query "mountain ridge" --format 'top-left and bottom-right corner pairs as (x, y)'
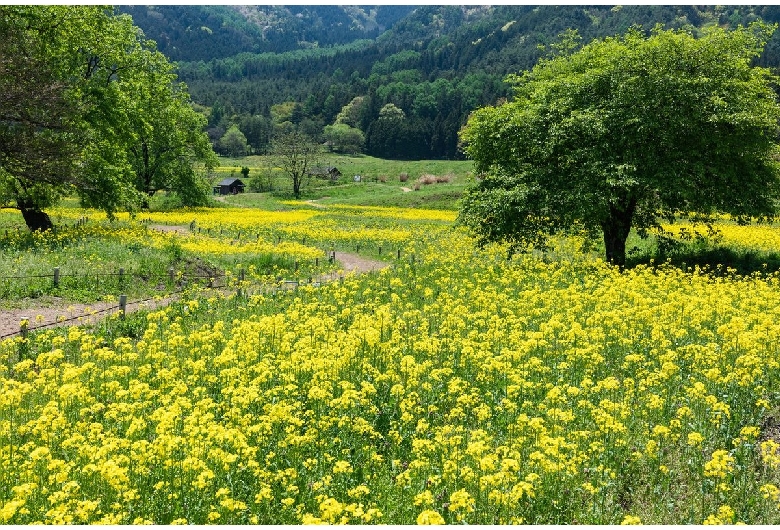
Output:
(119, 5), (780, 161)
(118, 5), (417, 62)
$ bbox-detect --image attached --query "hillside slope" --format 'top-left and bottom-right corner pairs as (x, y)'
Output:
(121, 5), (780, 161)
(118, 5), (416, 61)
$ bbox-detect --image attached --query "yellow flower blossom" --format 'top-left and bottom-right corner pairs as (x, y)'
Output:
(417, 509), (446, 525)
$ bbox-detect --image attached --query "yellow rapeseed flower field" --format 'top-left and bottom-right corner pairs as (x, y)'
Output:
(2, 204), (780, 523)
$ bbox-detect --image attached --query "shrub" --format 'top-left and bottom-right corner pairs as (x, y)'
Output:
(417, 174), (438, 186)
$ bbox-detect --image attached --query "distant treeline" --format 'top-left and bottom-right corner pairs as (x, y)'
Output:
(129, 5), (780, 160)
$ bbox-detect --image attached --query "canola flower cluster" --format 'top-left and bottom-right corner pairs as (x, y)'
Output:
(662, 220), (780, 254)
(43, 211), (324, 262)
(0, 213), (324, 301)
(54, 205), (447, 250)
(2, 206), (780, 523)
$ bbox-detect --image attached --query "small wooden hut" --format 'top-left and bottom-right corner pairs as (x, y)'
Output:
(214, 177), (245, 195)
(309, 166), (342, 181)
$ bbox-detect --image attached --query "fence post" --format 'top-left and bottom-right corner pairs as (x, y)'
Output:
(19, 318), (29, 339)
(53, 267), (60, 288)
(119, 295), (127, 320)
(169, 268), (175, 284)
(378, 246), (382, 256)
(237, 269), (245, 297)
(397, 249), (401, 260)
(118, 268), (125, 288)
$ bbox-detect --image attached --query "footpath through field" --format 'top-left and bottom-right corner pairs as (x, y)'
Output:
(0, 223), (389, 339)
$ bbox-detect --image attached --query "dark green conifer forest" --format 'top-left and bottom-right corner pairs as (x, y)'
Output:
(119, 5), (780, 161)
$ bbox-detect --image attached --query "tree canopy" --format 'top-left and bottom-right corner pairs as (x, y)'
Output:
(458, 23), (780, 266)
(0, 6), (216, 230)
(218, 125), (249, 158)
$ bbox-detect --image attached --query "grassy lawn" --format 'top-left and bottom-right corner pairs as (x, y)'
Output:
(213, 155), (474, 210)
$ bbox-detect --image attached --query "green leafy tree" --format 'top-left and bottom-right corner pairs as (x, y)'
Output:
(323, 123), (364, 154)
(271, 101), (300, 126)
(121, 71), (217, 209)
(238, 114), (273, 152)
(0, 6), (217, 230)
(334, 96), (366, 129)
(218, 125), (249, 158)
(0, 7), (89, 230)
(459, 24), (780, 266)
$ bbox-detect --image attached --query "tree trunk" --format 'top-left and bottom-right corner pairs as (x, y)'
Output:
(600, 198), (636, 268)
(293, 174), (302, 199)
(19, 201), (53, 232)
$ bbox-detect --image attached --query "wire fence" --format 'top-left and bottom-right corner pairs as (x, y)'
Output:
(0, 248), (414, 340)
(0, 273), (217, 340)
(1, 216), (419, 340)
(3, 290), (180, 340)
(0, 268), (227, 284)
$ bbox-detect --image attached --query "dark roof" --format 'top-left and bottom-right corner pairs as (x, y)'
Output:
(217, 178), (244, 186)
(310, 166), (340, 174)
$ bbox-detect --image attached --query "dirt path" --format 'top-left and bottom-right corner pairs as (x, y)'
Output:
(330, 251), (388, 274)
(0, 297), (180, 339)
(0, 250), (389, 339)
(150, 224), (191, 235)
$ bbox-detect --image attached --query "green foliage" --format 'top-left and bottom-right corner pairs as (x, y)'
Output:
(323, 124), (365, 155)
(114, 6), (780, 165)
(118, 5), (414, 62)
(218, 125), (249, 157)
(0, 6), (93, 229)
(0, 6), (217, 229)
(334, 96), (367, 129)
(459, 23), (780, 266)
(212, 155), (472, 209)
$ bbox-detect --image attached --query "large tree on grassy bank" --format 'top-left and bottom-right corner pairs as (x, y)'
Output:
(458, 24), (780, 267)
(0, 7), (86, 230)
(0, 6), (216, 231)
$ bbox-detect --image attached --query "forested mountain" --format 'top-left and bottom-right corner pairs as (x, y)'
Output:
(121, 5), (780, 161)
(117, 6), (416, 61)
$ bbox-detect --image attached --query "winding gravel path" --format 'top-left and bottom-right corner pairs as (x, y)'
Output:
(0, 250), (389, 339)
